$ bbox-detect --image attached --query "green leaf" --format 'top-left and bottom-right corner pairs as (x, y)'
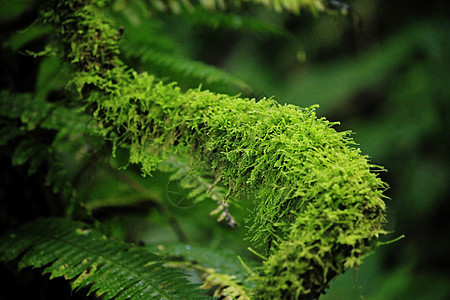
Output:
(0, 123), (22, 146)
(179, 9), (291, 38)
(121, 38), (251, 93)
(152, 242), (255, 283)
(0, 218), (210, 300)
(141, 0), (327, 15)
(3, 24), (52, 52)
(152, 242), (255, 299)
(12, 139), (45, 166)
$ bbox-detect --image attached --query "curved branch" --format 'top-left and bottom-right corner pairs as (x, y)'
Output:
(41, 1), (388, 298)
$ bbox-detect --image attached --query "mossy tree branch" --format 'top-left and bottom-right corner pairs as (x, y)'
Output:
(38, 0), (388, 298)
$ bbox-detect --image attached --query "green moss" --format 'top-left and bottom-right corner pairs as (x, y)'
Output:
(41, 0), (388, 298)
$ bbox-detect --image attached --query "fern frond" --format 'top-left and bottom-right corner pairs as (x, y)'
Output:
(121, 44), (252, 92)
(109, 2), (177, 53)
(144, 0), (327, 15)
(113, 0), (289, 37)
(246, 0), (326, 14)
(154, 243), (254, 298)
(0, 92), (67, 194)
(107, 1), (252, 92)
(0, 90), (97, 197)
(179, 9), (291, 37)
(0, 122), (22, 146)
(0, 218), (210, 299)
(200, 270), (251, 300)
(154, 243), (253, 282)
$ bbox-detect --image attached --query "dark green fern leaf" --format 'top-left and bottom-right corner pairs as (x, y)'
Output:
(152, 242), (254, 299)
(152, 242), (255, 284)
(179, 9), (291, 38)
(0, 217), (210, 299)
(0, 122), (22, 146)
(121, 44), (252, 93)
(143, 0), (327, 15)
(3, 23), (52, 52)
(109, 0), (252, 92)
(0, 91), (84, 196)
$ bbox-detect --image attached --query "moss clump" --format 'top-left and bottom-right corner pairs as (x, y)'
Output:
(42, 0), (388, 298)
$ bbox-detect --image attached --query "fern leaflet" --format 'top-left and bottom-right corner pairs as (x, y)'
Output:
(153, 242), (255, 299)
(121, 43), (252, 93)
(111, 2), (252, 93)
(0, 217), (210, 299)
(142, 0), (327, 15)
